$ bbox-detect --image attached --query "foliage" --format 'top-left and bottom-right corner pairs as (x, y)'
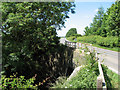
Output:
(75, 35), (119, 48)
(84, 7), (104, 36)
(51, 45), (119, 88)
(51, 46), (99, 88)
(101, 65), (119, 88)
(73, 34), (82, 37)
(51, 76), (67, 88)
(67, 36), (119, 52)
(66, 28), (77, 37)
(66, 36), (76, 42)
(0, 73), (37, 89)
(84, 26), (90, 36)
(2, 2), (75, 88)
(52, 65), (98, 88)
(84, 1), (120, 37)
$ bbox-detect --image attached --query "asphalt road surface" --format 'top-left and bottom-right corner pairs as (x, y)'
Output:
(60, 38), (120, 75)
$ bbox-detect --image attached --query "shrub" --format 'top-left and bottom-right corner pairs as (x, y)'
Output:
(66, 28), (77, 37)
(75, 35), (119, 48)
(0, 73), (38, 89)
(51, 46), (99, 88)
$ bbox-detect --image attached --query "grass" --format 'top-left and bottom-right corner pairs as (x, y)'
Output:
(51, 64), (99, 88)
(51, 65), (119, 88)
(51, 46), (99, 88)
(102, 64), (119, 88)
(66, 37), (119, 52)
(51, 45), (119, 88)
(80, 41), (118, 52)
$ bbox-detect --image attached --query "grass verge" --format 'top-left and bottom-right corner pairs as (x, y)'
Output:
(51, 45), (119, 88)
(51, 64), (99, 88)
(51, 64), (119, 88)
(66, 37), (119, 52)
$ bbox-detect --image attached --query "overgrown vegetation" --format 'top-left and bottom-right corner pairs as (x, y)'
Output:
(51, 46), (119, 88)
(66, 28), (77, 37)
(67, 35), (119, 51)
(0, 73), (37, 89)
(101, 65), (119, 88)
(51, 64), (99, 88)
(51, 46), (99, 88)
(84, 1), (120, 37)
(1, 2), (75, 88)
(82, 1), (120, 51)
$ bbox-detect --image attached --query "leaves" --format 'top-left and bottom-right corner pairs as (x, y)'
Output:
(2, 2), (75, 88)
(66, 28), (77, 37)
(84, 1), (120, 37)
(1, 74), (37, 89)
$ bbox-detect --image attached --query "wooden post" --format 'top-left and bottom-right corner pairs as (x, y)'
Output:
(97, 59), (107, 90)
(97, 75), (102, 90)
(90, 44), (92, 52)
(77, 42), (79, 49)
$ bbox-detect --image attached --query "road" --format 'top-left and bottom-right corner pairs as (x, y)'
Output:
(60, 38), (120, 75)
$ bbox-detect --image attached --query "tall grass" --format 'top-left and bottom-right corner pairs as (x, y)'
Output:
(51, 45), (119, 88)
(51, 46), (99, 88)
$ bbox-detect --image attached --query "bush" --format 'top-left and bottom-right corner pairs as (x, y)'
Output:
(2, 2), (75, 88)
(74, 35), (119, 48)
(66, 28), (77, 37)
(0, 73), (38, 89)
(51, 46), (99, 88)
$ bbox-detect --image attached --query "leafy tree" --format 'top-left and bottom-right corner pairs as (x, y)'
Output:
(100, 13), (108, 37)
(105, 1), (120, 36)
(66, 28), (77, 37)
(75, 34), (82, 37)
(2, 2), (75, 83)
(90, 7), (104, 35)
(84, 1), (120, 37)
(84, 26), (90, 36)
(84, 7), (104, 36)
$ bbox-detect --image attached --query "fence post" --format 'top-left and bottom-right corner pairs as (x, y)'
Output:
(77, 42), (79, 49)
(97, 75), (102, 90)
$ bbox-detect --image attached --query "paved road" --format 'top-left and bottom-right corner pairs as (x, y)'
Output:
(60, 38), (120, 75)
(90, 45), (119, 75)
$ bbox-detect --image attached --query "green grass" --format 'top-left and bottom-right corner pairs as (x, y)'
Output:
(51, 65), (119, 88)
(78, 41), (119, 52)
(51, 46), (119, 88)
(51, 47), (99, 88)
(90, 43), (119, 52)
(51, 64), (99, 88)
(66, 37), (119, 52)
(102, 64), (119, 88)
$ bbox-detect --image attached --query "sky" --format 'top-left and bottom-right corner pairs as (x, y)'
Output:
(57, 1), (115, 36)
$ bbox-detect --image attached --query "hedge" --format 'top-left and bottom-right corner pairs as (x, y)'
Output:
(76, 35), (119, 48)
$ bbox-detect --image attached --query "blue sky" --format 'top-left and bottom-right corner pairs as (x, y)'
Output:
(57, 1), (115, 36)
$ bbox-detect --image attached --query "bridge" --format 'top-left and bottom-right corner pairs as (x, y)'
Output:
(65, 40), (77, 49)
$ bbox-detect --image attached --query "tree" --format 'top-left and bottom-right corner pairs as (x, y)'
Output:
(66, 28), (77, 37)
(84, 7), (104, 36)
(84, 1), (120, 37)
(105, 1), (120, 36)
(2, 2), (75, 80)
(90, 7), (104, 35)
(84, 26), (90, 36)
